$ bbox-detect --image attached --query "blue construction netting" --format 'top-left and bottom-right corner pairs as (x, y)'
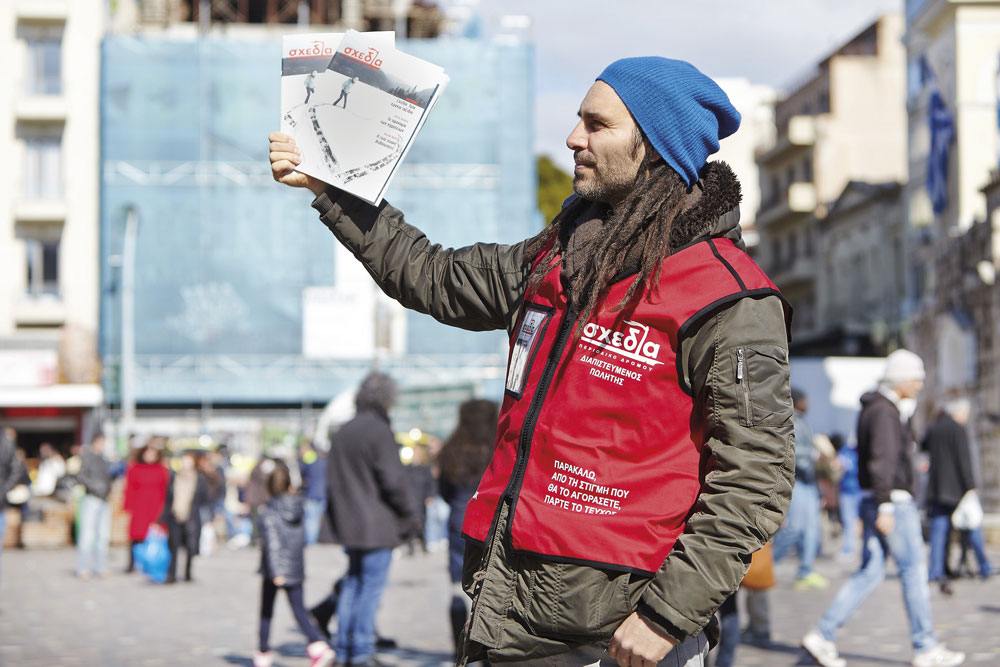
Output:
(99, 34), (539, 405)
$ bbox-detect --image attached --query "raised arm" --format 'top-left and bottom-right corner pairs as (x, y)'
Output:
(269, 132), (532, 333)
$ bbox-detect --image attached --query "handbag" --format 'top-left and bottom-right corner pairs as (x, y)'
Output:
(134, 524), (171, 583)
(951, 490), (983, 530)
(741, 541), (775, 591)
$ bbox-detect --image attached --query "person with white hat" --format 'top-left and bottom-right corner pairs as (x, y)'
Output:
(803, 349), (965, 667)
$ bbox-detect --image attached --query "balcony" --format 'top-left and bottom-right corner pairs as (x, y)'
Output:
(16, 95), (67, 122)
(14, 199), (67, 223)
(16, 0), (69, 20)
(768, 254), (817, 292)
(757, 115), (816, 164)
(756, 182), (817, 230)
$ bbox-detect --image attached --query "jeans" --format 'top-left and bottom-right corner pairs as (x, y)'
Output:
(715, 594), (739, 667)
(335, 547), (393, 664)
(76, 494), (111, 574)
(259, 578), (323, 652)
(817, 497), (937, 651)
(303, 498), (326, 546)
(839, 491), (862, 557)
(772, 481), (820, 578)
(928, 502), (992, 580)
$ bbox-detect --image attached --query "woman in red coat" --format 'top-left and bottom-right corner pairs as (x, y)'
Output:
(123, 444), (170, 573)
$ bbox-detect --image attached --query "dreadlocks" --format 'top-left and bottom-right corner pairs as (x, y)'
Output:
(523, 154), (692, 338)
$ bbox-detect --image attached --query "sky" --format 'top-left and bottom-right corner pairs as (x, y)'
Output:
(468, 0), (903, 171)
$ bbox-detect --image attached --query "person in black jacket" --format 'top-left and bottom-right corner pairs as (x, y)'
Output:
(438, 399), (499, 659)
(324, 371), (414, 667)
(0, 428), (26, 585)
(159, 451), (209, 583)
(923, 398), (992, 593)
(254, 461), (333, 667)
(75, 434), (113, 578)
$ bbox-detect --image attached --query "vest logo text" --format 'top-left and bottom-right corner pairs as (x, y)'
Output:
(581, 320), (662, 366)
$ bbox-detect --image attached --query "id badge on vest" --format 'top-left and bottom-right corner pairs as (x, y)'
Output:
(505, 304), (554, 399)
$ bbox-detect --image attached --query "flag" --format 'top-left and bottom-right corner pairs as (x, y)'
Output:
(927, 89), (955, 216)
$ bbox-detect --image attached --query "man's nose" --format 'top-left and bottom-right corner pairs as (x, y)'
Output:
(566, 120), (586, 151)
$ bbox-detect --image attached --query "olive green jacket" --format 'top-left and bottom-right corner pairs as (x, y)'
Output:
(310, 171), (794, 662)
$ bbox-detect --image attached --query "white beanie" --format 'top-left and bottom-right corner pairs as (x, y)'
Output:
(882, 349), (925, 383)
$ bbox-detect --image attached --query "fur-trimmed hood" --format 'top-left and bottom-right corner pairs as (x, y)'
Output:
(669, 160), (743, 250)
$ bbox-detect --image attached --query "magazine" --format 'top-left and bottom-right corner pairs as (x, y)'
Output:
(281, 30), (449, 205)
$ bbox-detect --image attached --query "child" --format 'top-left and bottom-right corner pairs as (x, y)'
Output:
(255, 461), (334, 667)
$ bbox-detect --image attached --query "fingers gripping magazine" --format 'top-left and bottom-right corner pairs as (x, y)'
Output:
(281, 30), (449, 205)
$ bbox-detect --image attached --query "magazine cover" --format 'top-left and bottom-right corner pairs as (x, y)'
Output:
(281, 30), (449, 205)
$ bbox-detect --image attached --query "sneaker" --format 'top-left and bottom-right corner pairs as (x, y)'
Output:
(795, 572), (830, 590)
(252, 651), (273, 667)
(75, 570), (92, 581)
(912, 644), (965, 667)
(937, 579), (954, 596)
(306, 640), (335, 667)
(802, 629), (846, 667)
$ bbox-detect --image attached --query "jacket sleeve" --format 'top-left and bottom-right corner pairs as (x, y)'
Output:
(954, 422), (976, 493)
(259, 509), (284, 580)
(636, 295), (795, 643)
(312, 189), (532, 333)
(866, 405), (903, 506)
(370, 426), (416, 525)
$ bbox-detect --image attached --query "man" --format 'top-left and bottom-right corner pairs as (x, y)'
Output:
(772, 388), (828, 590)
(298, 441), (328, 546)
(324, 371), (414, 667)
(270, 56), (795, 666)
(334, 76), (357, 109)
(922, 398), (992, 594)
(0, 428), (26, 585)
(802, 350), (965, 667)
(75, 434), (113, 579)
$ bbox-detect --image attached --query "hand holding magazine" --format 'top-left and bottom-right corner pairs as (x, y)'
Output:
(280, 30), (449, 205)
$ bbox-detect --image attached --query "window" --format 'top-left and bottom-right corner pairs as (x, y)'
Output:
(20, 126), (63, 198)
(23, 232), (61, 299)
(20, 24), (62, 96)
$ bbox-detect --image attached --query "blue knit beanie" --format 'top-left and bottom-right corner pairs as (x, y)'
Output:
(597, 57), (740, 186)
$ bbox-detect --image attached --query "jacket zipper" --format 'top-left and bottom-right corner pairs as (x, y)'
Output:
(737, 348), (752, 421)
(501, 305), (578, 546)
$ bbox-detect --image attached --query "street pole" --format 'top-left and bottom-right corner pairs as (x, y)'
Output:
(121, 206), (138, 440)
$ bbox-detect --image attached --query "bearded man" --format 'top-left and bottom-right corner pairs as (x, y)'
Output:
(269, 57), (794, 667)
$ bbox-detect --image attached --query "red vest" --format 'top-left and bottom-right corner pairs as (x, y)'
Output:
(462, 238), (790, 575)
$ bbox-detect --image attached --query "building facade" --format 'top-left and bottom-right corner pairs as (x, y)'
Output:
(905, 0), (1000, 513)
(755, 13), (907, 347)
(0, 0), (105, 455)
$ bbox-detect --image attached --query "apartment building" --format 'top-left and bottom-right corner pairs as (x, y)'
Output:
(755, 14), (907, 347)
(0, 1), (105, 454)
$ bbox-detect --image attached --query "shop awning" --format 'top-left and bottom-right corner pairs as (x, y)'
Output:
(0, 384), (104, 409)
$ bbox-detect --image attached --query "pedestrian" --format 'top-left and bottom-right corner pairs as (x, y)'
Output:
(772, 388), (828, 590)
(75, 434), (114, 579)
(802, 349), (965, 667)
(32, 443), (65, 497)
(333, 76), (357, 109)
(922, 398), (992, 595)
(269, 54), (795, 666)
(833, 434), (862, 561)
(323, 371), (415, 667)
(714, 541), (775, 667)
(0, 428), (26, 586)
(298, 441), (327, 546)
(160, 451), (209, 583)
(437, 398), (500, 658)
(404, 441), (435, 555)
(123, 444), (170, 573)
(254, 460), (334, 667)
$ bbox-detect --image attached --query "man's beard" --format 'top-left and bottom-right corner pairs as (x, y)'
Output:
(572, 151), (641, 205)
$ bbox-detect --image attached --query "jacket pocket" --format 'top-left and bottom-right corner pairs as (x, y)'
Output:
(729, 344), (791, 427)
(519, 560), (632, 639)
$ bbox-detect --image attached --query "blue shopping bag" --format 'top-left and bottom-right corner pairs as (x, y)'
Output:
(134, 524), (171, 584)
